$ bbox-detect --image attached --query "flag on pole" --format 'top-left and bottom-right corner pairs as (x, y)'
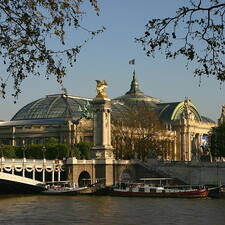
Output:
(128, 59), (135, 65)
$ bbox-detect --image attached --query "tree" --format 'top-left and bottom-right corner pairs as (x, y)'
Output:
(112, 104), (168, 161)
(0, 0), (103, 99)
(0, 145), (17, 158)
(136, 0), (225, 82)
(209, 122), (225, 158)
(76, 141), (92, 159)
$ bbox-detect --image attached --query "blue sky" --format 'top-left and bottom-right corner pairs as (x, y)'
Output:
(0, 0), (224, 122)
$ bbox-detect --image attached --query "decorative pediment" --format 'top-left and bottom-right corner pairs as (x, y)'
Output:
(171, 98), (201, 122)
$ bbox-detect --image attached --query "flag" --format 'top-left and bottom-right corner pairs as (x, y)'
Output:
(128, 59), (135, 65)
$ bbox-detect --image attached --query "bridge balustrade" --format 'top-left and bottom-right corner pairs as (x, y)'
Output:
(0, 157), (64, 183)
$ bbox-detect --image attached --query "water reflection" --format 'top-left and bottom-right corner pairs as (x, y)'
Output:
(0, 195), (224, 225)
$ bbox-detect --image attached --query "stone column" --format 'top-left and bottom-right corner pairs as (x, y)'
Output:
(91, 94), (115, 186)
(181, 132), (186, 160)
(11, 126), (16, 146)
(91, 98), (114, 159)
(173, 133), (177, 160)
(187, 132), (191, 161)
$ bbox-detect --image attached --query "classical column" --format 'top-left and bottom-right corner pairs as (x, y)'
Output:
(181, 132), (186, 160)
(91, 80), (115, 186)
(173, 139), (177, 160)
(187, 132), (191, 161)
(11, 126), (16, 146)
(91, 98), (114, 159)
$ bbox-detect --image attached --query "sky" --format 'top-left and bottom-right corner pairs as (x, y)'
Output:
(0, 0), (224, 122)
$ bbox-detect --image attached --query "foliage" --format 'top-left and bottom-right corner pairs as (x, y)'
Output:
(45, 143), (70, 159)
(112, 105), (167, 161)
(0, 145), (17, 158)
(46, 137), (58, 145)
(76, 141), (92, 159)
(0, 0), (103, 99)
(0, 143), (71, 159)
(71, 146), (81, 159)
(26, 144), (43, 158)
(0, 141), (91, 159)
(136, 0), (225, 82)
(209, 123), (225, 157)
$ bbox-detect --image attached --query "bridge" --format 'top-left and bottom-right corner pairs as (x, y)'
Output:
(0, 172), (45, 194)
(0, 157), (65, 193)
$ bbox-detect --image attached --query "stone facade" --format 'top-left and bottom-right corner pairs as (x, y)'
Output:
(0, 118), (93, 146)
(0, 74), (217, 162)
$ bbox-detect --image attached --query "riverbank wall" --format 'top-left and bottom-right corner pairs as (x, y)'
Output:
(141, 160), (225, 186)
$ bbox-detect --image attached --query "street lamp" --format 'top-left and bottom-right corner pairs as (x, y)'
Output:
(42, 145), (46, 183)
(42, 145), (46, 160)
(22, 139), (26, 159)
(0, 144), (3, 172)
(22, 145), (26, 159)
(22, 142), (26, 177)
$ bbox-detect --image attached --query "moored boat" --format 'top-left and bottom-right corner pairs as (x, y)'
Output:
(107, 178), (209, 198)
(41, 181), (88, 195)
(207, 186), (221, 198)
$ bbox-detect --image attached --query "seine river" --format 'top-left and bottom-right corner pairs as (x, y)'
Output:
(0, 195), (225, 225)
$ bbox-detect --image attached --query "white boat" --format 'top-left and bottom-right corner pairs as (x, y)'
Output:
(108, 178), (209, 198)
(41, 181), (88, 195)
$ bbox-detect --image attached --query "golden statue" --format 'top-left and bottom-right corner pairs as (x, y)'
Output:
(95, 80), (108, 98)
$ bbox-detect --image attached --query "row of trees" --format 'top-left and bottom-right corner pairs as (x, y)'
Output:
(0, 138), (92, 160)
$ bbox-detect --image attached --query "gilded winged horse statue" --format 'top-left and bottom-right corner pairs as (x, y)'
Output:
(95, 80), (108, 98)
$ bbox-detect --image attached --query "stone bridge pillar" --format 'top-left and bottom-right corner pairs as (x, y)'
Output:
(91, 97), (114, 160)
(91, 82), (114, 186)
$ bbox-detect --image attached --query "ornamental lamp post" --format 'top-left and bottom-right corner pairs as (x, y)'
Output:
(42, 145), (46, 183)
(0, 144), (3, 172)
(22, 142), (26, 177)
(22, 146), (26, 159)
(22, 140), (26, 159)
(42, 145), (46, 160)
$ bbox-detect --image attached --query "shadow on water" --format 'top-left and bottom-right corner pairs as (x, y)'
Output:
(0, 195), (225, 225)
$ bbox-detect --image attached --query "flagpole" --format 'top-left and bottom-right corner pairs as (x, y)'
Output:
(128, 59), (135, 77)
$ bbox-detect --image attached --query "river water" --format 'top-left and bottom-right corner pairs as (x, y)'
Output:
(0, 195), (224, 225)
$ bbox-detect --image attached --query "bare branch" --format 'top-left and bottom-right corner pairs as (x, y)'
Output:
(136, 1), (225, 82)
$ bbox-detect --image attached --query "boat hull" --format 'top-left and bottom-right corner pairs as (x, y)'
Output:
(41, 190), (79, 196)
(41, 187), (88, 196)
(108, 188), (209, 198)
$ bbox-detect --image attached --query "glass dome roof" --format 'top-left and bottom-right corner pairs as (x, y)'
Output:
(11, 94), (92, 121)
(11, 94), (130, 121)
(114, 71), (160, 106)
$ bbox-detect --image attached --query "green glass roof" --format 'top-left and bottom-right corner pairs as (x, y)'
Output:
(11, 94), (92, 121)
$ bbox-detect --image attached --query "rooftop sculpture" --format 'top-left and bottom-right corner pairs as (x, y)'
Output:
(95, 80), (108, 98)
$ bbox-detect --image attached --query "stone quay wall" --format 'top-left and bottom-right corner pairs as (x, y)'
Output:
(143, 160), (225, 185)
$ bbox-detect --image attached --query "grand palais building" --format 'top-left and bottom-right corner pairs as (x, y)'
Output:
(0, 72), (216, 161)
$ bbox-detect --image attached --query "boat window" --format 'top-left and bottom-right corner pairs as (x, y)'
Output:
(150, 188), (156, 193)
(139, 188), (145, 192)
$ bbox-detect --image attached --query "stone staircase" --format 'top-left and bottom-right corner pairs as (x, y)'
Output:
(136, 161), (187, 185)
